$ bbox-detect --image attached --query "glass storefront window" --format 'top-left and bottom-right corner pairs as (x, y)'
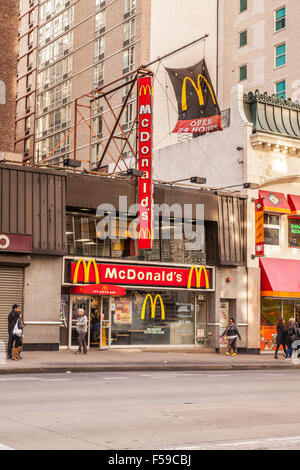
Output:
(261, 298), (300, 351)
(66, 212), (207, 262)
(264, 213), (280, 246)
(111, 290), (195, 346)
(288, 217), (300, 248)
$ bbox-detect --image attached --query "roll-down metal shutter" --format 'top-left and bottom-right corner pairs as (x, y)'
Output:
(0, 267), (24, 344)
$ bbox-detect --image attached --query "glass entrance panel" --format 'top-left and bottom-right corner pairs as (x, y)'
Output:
(70, 296), (90, 348)
(100, 297), (111, 349)
(195, 298), (208, 344)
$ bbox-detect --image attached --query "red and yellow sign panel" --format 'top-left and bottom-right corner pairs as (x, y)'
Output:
(70, 259), (214, 290)
(255, 198), (264, 257)
(138, 76), (153, 249)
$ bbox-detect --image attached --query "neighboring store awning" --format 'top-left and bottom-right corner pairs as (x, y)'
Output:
(260, 258), (300, 298)
(259, 190), (291, 214)
(288, 194), (300, 215)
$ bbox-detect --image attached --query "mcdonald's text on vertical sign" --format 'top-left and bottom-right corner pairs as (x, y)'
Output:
(138, 76), (153, 249)
(255, 198), (264, 257)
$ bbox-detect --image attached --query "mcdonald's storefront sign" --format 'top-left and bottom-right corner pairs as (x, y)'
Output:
(69, 259), (214, 291)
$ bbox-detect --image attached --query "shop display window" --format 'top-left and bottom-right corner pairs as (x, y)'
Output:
(288, 217), (300, 248)
(261, 298), (300, 351)
(111, 290), (195, 346)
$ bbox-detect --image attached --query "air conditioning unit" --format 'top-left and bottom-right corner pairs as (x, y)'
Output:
(29, 23), (34, 29)
(98, 53), (104, 61)
(26, 86), (31, 93)
(63, 73), (68, 79)
(24, 151), (29, 157)
(25, 108), (31, 114)
(28, 44), (33, 50)
(65, 0), (70, 6)
(27, 65), (32, 71)
(64, 49), (69, 56)
(123, 39), (130, 47)
(30, 2), (34, 7)
(25, 129), (30, 136)
(100, 26), (105, 35)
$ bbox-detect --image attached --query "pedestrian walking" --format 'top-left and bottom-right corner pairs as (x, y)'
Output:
(75, 308), (88, 355)
(12, 312), (25, 361)
(7, 304), (21, 360)
(220, 317), (242, 356)
(274, 318), (287, 359)
(284, 318), (298, 360)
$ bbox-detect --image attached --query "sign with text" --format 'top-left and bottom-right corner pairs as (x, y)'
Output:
(255, 198), (264, 257)
(138, 76), (153, 249)
(0, 233), (32, 253)
(70, 259), (214, 291)
(166, 59), (222, 134)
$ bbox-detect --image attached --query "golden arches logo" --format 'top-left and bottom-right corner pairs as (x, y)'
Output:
(187, 266), (210, 289)
(73, 258), (100, 284)
(182, 75), (216, 112)
(141, 294), (165, 320)
(139, 84), (152, 96)
(138, 228), (153, 240)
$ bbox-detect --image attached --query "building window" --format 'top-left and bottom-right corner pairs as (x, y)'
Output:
(124, 0), (136, 14)
(94, 62), (104, 87)
(275, 43), (286, 68)
(123, 18), (135, 45)
(275, 7), (286, 32)
(25, 116), (31, 130)
(276, 80), (286, 100)
(288, 218), (300, 248)
(95, 10), (105, 33)
(39, 7), (74, 47)
(37, 56), (73, 92)
(123, 46), (135, 73)
(24, 138), (31, 153)
(264, 213), (280, 246)
(240, 0), (247, 13)
(94, 36), (105, 60)
(25, 94), (31, 109)
(38, 31), (73, 69)
(239, 30), (247, 47)
(239, 64), (247, 81)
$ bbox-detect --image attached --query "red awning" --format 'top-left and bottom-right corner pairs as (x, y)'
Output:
(70, 284), (126, 296)
(259, 190), (291, 214)
(288, 194), (300, 215)
(260, 258), (300, 298)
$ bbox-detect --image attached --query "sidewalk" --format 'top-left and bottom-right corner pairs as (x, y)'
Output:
(1, 349), (299, 374)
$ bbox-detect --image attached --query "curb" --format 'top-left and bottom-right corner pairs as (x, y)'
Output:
(0, 363), (300, 375)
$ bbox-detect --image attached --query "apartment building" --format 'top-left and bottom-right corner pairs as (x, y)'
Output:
(0, 0), (19, 153)
(15, 0), (218, 167)
(218, 0), (300, 109)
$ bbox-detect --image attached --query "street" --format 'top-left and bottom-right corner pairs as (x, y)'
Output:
(0, 370), (300, 450)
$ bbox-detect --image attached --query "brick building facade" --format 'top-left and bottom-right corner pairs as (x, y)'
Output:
(0, 0), (19, 152)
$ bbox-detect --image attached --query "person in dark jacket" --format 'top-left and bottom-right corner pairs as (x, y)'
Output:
(7, 304), (20, 360)
(284, 318), (298, 360)
(275, 318), (286, 359)
(220, 318), (242, 356)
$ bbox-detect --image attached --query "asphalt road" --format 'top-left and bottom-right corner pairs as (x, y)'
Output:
(1, 370), (300, 450)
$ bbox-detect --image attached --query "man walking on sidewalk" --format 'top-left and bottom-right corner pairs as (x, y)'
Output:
(220, 317), (242, 356)
(7, 304), (20, 360)
(75, 308), (88, 355)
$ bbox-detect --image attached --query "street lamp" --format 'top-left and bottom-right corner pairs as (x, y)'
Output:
(168, 176), (207, 185)
(217, 183), (259, 190)
(126, 169), (144, 177)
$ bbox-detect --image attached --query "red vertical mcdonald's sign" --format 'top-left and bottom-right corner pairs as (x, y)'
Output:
(255, 198), (264, 257)
(138, 76), (153, 249)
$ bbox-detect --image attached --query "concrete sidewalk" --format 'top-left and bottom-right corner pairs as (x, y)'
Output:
(0, 348), (299, 374)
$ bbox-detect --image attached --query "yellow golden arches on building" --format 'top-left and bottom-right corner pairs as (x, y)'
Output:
(139, 84), (152, 96)
(187, 266), (210, 289)
(181, 75), (217, 112)
(141, 294), (165, 320)
(138, 228), (153, 240)
(73, 258), (100, 284)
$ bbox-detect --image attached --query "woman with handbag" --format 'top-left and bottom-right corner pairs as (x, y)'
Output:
(12, 312), (25, 361)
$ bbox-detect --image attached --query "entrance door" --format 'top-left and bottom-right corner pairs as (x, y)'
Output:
(100, 297), (111, 349)
(69, 296), (90, 349)
(195, 297), (208, 344)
